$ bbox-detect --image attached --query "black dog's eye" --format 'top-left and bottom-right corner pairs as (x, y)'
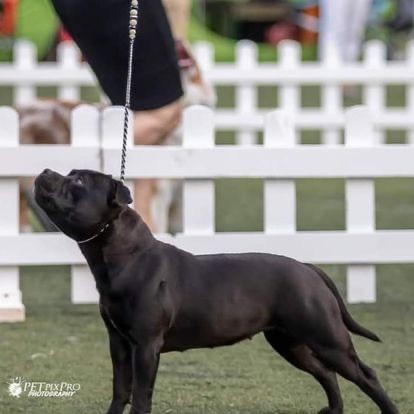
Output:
(71, 178), (86, 202)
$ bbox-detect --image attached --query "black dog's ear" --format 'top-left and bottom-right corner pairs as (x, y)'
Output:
(111, 180), (132, 206)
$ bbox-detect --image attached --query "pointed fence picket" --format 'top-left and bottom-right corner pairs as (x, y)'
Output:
(13, 40), (36, 106)
(345, 107), (376, 303)
(235, 41), (258, 146)
(407, 42), (414, 145)
(364, 41), (386, 145)
(0, 107), (24, 322)
(279, 41), (300, 130)
(70, 105), (101, 304)
(264, 110), (296, 234)
(57, 42), (82, 102)
(182, 106), (215, 234)
(321, 42), (342, 145)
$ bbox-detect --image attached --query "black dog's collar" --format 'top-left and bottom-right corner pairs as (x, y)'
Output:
(77, 223), (111, 245)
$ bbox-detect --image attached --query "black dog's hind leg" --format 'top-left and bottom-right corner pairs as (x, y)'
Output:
(101, 308), (133, 414)
(312, 343), (399, 414)
(264, 330), (343, 414)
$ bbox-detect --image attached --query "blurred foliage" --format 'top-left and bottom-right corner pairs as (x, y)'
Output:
(189, 16), (317, 62)
(15, 0), (58, 59)
(0, 0), (57, 62)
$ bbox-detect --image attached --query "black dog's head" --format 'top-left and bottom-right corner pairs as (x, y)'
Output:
(34, 169), (132, 242)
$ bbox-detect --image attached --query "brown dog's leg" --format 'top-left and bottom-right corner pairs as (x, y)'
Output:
(19, 183), (31, 232)
(264, 331), (343, 414)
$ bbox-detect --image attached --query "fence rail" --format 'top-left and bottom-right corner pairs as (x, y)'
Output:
(2, 40), (414, 145)
(0, 104), (414, 321)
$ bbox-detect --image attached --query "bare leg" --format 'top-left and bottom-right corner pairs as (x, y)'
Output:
(133, 99), (182, 147)
(133, 99), (182, 231)
(134, 179), (157, 231)
(163, 0), (190, 39)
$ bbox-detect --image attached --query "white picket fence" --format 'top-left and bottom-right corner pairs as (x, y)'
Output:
(1, 104), (414, 322)
(2, 39), (414, 145)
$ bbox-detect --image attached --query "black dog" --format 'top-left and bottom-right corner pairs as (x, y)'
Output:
(34, 169), (399, 414)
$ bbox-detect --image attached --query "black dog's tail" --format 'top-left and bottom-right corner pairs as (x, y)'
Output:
(306, 264), (381, 343)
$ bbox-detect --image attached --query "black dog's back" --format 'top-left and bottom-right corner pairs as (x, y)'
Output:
(161, 250), (338, 352)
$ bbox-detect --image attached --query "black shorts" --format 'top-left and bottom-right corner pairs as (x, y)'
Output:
(51, 0), (183, 110)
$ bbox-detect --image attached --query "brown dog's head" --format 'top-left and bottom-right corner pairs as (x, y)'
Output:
(34, 169), (132, 242)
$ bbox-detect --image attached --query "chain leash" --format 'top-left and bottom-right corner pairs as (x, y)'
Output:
(120, 0), (139, 182)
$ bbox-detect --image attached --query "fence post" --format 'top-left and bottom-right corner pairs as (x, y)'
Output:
(102, 106), (135, 195)
(13, 40), (36, 106)
(278, 41), (300, 116)
(193, 41), (214, 73)
(70, 105), (100, 304)
(364, 41), (386, 144)
(264, 110), (296, 233)
(321, 43), (342, 145)
(235, 41), (258, 146)
(57, 42), (81, 101)
(182, 106), (215, 234)
(407, 40), (414, 144)
(0, 107), (25, 322)
(345, 106), (376, 303)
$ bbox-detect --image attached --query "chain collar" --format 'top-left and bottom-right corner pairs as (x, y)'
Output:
(77, 223), (111, 245)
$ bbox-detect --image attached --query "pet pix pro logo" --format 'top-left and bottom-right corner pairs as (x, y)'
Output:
(7, 377), (80, 398)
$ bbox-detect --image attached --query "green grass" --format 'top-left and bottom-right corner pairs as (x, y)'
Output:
(15, 0), (58, 60)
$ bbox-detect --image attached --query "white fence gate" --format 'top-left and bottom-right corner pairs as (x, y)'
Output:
(1, 104), (414, 322)
(2, 39), (414, 145)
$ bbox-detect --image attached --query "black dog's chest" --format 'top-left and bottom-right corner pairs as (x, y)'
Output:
(100, 297), (133, 337)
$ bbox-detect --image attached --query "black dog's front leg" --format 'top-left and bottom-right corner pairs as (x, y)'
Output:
(101, 309), (133, 414)
(129, 343), (161, 414)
